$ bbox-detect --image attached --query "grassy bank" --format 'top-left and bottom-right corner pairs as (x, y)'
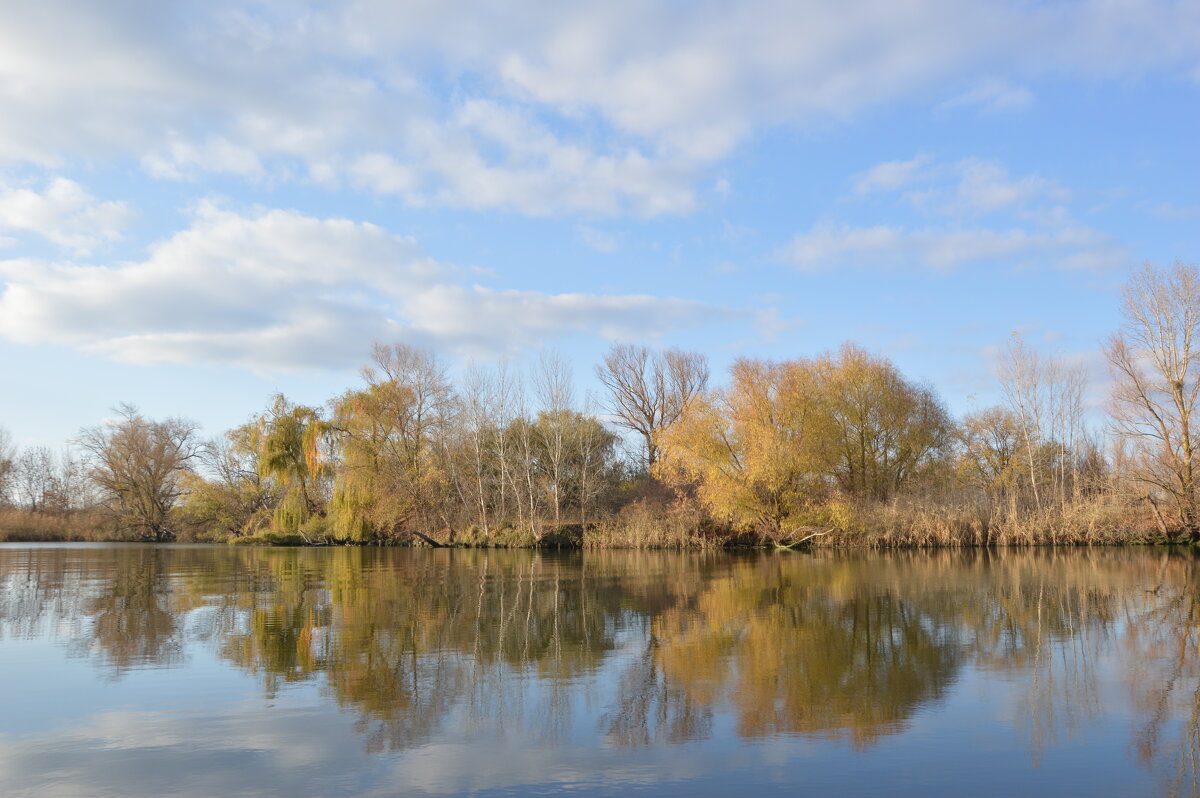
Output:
(0, 497), (1166, 548)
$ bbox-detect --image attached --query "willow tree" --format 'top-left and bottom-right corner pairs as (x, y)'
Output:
(818, 344), (953, 502)
(655, 358), (833, 536)
(257, 395), (331, 534)
(328, 343), (455, 543)
(956, 406), (1023, 508)
(1105, 262), (1200, 540)
(77, 404), (200, 541)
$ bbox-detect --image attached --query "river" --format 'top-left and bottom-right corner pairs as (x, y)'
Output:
(0, 543), (1195, 796)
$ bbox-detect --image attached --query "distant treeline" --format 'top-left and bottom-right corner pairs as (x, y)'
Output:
(1, 262), (1198, 547)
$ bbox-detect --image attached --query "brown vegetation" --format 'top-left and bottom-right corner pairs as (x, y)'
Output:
(0, 262), (1196, 549)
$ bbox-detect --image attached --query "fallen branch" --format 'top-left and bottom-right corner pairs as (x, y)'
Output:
(412, 530), (446, 548)
(775, 529), (830, 550)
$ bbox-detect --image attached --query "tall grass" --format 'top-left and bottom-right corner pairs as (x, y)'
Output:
(0, 509), (116, 542)
(821, 497), (1155, 548)
(0, 495), (1162, 548)
(584, 498), (726, 548)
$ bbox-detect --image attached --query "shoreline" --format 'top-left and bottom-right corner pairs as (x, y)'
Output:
(0, 532), (1186, 550)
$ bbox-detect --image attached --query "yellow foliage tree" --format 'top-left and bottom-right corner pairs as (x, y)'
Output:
(818, 344), (952, 502)
(328, 344), (455, 543)
(656, 345), (953, 536)
(655, 357), (833, 535)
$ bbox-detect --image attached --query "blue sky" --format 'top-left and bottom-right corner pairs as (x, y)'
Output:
(0, 1), (1198, 447)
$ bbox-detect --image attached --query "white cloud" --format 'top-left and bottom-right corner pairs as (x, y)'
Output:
(576, 225), (619, 253)
(942, 158), (1070, 216)
(141, 137), (265, 181)
(783, 218), (1123, 272)
(853, 156), (930, 195)
(940, 78), (1034, 113)
(406, 284), (719, 355)
(1150, 202), (1200, 220)
(854, 156), (1070, 217)
(754, 307), (804, 343)
(0, 2), (1197, 216)
(0, 205), (721, 369)
(349, 101), (697, 216)
(786, 222), (905, 269)
(813, 156), (1122, 272)
(0, 177), (133, 253)
(312, 0), (1200, 147)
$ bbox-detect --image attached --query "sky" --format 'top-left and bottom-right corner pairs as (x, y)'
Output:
(0, 0), (1198, 448)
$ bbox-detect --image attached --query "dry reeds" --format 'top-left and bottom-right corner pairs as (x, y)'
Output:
(822, 497), (1154, 548)
(0, 509), (115, 542)
(585, 497), (721, 548)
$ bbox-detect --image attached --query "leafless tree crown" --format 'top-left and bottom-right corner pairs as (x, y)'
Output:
(596, 344), (709, 468)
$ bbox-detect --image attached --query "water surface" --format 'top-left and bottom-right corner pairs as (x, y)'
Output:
(1, 544), (1197, 796)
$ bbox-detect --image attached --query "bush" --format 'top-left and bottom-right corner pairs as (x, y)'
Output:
(229, 531), (309, 546)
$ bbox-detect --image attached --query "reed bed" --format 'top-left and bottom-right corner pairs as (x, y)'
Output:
(0, 509), (115, 542)
(0, 496), (1166, 549)
(820, 498), (1155, 548)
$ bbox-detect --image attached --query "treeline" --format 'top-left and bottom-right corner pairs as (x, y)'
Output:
(1, 261), (1197, 547)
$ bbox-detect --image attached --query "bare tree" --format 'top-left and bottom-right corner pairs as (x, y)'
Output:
(492, 361), (518, 525)
(536, 351), (575, 527)
(460, 363), (495, 536)
(370, 342), (455, 533)
(512, 373), (540, 535)
(56, 449), (92, 511)
(999, 334), (1047, 512)
(13, 446), (57, 512)
(957, 406), (1022, 509)
(1045, 356), (1087, 505)
(0, 425), (13, 507)
(575, 391), (616, 528)
(998, 334), (1091, 512)
(1105, 262), (1200, 540)
(596, 344), (709, 470)
(77, 404), (201, 541)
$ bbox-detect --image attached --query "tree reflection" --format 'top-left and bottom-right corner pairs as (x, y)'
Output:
(83, 547), (183, 674)
(1121, 553), (1200, 798)
(637, 557), (961, 747)
(9, 543), (1200, 793)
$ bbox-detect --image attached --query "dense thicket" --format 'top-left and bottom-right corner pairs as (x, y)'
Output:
(1, 262), (1197, 546)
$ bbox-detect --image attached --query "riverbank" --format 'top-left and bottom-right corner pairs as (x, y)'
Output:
(0, 499), (1170, 548)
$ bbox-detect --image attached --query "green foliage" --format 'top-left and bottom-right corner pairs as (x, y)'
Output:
(230, 531), (309, 546)
(257, 395), (331, 532)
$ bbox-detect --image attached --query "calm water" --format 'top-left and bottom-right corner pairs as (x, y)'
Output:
(1, 544), (1198, 796)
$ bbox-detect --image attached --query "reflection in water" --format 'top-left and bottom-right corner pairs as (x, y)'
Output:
(1, 545), (1200, 795)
